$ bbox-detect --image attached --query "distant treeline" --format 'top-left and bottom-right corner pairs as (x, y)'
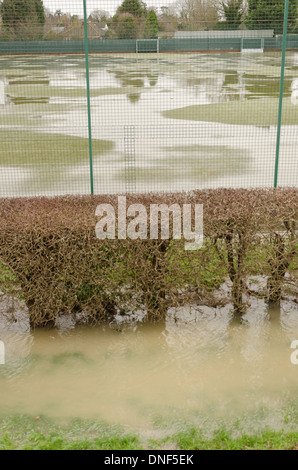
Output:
(0, 0), (297, 41)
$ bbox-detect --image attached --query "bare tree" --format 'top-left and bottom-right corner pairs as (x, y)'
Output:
(89, 9), (110, 23)
(175, 0), (219, 30)
(158, 3), (179, 34)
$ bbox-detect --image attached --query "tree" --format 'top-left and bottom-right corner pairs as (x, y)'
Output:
(109, 0), (148, 38)
(34, 0), (45, 24)
(213, 0), (244, 29)
(117, 0), (147, 17)
(0, 0), (45, 39)
(89, 9), (110, 24)
(116, 13), (137, 38)
(176, 0), (219, 30)
(222, 0), (243, 28)
(158, 4), (180, 34)
(246, 0), (298, 34)
(144, 9), (159, 38)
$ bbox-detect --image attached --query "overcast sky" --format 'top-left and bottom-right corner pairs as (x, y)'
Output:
(43, 0), (173, 16)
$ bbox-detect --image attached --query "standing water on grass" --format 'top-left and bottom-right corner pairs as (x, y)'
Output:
(0, 52), (297, 196)
(0, 299), (297, 435)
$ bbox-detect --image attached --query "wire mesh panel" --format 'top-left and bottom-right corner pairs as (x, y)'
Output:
(0, 0), (296, 196)
(124, 125), (136, 193)
(0, 52), (95, 196)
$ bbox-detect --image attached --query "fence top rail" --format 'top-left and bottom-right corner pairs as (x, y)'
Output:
(174, 30), (274, 39)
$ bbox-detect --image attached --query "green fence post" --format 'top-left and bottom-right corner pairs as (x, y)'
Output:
(83, 0), (94, 195)
(274, 0), (289, 188)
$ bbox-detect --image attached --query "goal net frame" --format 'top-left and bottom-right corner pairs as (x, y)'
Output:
(136, 39), (159, 53)
(241, 38), (264, 53)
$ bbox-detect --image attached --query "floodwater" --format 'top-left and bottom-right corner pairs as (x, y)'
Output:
(0, 52), (297, 196)
(0, 297), (297, 435)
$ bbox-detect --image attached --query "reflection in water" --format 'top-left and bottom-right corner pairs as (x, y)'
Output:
(0, 78), (5, 105)
(291, 78), (298, 105)
(11, 97), (50, 105)
(0, 299), (297, 432)
(243, 73), (292, 99)
(109, 68), (159, 103)
(128, 93), (141, 103)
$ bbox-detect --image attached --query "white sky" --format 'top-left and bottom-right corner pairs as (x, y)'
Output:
(43, 0), (173, 16)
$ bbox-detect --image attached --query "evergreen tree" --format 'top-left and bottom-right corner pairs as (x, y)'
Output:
(117, 14), (137, 38)
(222, 0), (243, 28)
(143, 9), (158, 38)
(246, 0), (297, 34)
(35, 0), (45, 25)
(117, 0), (147, 18)
(0, 0), (45, 39)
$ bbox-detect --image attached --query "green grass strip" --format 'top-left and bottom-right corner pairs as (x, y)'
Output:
(0, 130), (113, 167)
(163, 97), (298, 126)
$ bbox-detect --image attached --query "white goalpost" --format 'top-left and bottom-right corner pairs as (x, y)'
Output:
(241, 38), (264, 53)
(136, 39), (159, 53)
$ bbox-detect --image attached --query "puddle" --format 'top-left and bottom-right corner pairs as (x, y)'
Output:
(0, 52), (297, 195)
(0, 297), (297, 433)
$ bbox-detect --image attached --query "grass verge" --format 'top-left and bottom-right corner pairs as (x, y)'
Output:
(0, 415), (297, 450)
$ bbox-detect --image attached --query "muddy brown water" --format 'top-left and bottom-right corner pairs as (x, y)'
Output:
(0, 297), (297, 434)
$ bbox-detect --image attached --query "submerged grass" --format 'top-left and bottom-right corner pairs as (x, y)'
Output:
(7, 84), (143, 99)
(0, 103), (84, 127)
(119, 146), (250, 183)
(0, 415), (297, 450)
(164, 428), (298, 450)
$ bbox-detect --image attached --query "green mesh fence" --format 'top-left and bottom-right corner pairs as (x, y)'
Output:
(1, 36), (298, 54)
(0, 0), (297, 196)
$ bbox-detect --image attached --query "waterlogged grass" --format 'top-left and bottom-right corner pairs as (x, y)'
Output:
(163, 97), (298, 126)
(0, 416), (141, 450)
(0, 130), (113, 167)
(160, 428), (298, 451)
(0, 103), (85, 127)
(0, 113), (50, 127)
(0, 415), (297, 450)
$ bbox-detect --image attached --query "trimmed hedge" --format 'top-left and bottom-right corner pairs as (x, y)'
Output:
(0, 188), (297, 328)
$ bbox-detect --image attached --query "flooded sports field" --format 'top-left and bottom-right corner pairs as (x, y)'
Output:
(0, 296), (297, 437)
(0, 51), (297, 196)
